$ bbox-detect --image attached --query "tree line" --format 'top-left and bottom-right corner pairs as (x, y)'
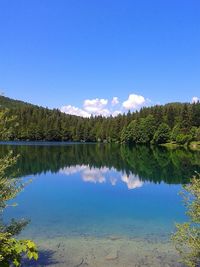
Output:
(0, 96), (200, 145)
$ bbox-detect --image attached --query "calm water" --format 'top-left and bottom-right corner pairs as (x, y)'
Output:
(2, 142), (200, 266)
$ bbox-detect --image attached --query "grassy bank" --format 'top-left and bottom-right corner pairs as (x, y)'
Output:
(189, 141), (200, 151)
(160, 141), (200, 151)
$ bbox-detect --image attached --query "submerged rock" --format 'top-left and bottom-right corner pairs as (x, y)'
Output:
(105, 250), (119, 261)
(108, 235), (121, 241)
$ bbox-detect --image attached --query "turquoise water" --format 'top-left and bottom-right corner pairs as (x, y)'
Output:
(2, 143), (200, 266)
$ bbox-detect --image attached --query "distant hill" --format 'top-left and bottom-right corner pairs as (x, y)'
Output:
(0, 95), (34, 109)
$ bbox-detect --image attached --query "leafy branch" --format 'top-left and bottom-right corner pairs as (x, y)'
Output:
(172, 173), (200, 267)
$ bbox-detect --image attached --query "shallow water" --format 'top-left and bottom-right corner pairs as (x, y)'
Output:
(2, 143), (200, 266)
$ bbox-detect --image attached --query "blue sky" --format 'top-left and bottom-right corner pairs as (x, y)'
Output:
(0, 0), (199, 116)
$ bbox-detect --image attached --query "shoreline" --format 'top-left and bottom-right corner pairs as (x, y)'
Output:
(160, 141), (200, 151)
(0, 140), (200, 151)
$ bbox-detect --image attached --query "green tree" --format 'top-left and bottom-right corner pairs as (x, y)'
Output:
(176, 133), (192, 145)
(180, 104), (192, 134)
(137, 115), (157, 143)
(165, 105), (175, 128)
(172, 173), (200, 267)
(191, 102), (200, 127)
(190, 127), (200, 142)
(0, 153), (38, 266)
(171, 123), (182, 142)
(0, 110), (18, 140)
(153, 123), (171, 144)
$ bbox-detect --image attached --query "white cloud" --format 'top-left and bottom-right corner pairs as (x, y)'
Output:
(97, 108), (111, 116)
(111, 97), (119, 106)
(110, 177), (117, 186)
(192, 96), (199, 103)
(82, 168), (107, 183)
(83, 98), (110, 116)
(112, 110), (122, 117)
(123, 94), (146, 110)
(84, 98), (108, 108)
(121, 174), (143, 189)
(60, 165), (109, 184)
(60, 105), (90, 118)
(59, 165), (88, 175)
(60, 93), (149, 117)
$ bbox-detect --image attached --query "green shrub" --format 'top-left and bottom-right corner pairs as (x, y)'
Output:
(190, 127), (200, 142)
(0, 153), (38, 266)
(176, 134), (192, 145)
(172, 173), (200, 267)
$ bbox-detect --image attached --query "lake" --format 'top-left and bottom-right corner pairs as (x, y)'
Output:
(2, 142), (200, 267)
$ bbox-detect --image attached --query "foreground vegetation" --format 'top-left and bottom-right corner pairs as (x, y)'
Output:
(0, 152), (38, 264)
(172, 173), (200, 267)
(0, 96), (200, 146)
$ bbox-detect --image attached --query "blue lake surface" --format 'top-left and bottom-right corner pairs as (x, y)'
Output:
(2, 142), (200, 266)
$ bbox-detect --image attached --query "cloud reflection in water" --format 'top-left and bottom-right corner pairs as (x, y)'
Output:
(59, 166), (143, 190)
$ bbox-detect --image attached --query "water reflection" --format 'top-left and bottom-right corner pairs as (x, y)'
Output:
(121, 174), (143, 189)
(60, 165), (143, 189)
(2, 143), (194, 267)
(60, 166), (108, 184)
(0, 143), (200, 185)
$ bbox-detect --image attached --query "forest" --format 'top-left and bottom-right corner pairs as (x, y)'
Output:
(0, 95), (200, 145)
